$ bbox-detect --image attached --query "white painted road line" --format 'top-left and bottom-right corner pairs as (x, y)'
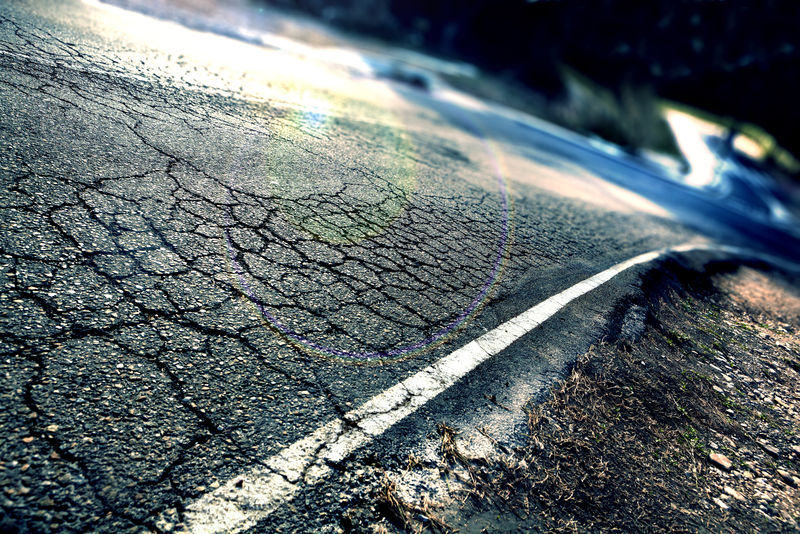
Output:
(181, 243), (795, 533)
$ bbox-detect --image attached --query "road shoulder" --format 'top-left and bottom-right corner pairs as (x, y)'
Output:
(346, 257), (800, 533)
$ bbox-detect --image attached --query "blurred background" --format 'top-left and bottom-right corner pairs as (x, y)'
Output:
(269, 0), (800, 173)
(109, 0), (800, 185)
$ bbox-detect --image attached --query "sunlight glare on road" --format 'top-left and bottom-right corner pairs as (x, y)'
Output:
(83, 0), (427, 249)
(82, 0), (396, 120)
(664, 108), (725, 188)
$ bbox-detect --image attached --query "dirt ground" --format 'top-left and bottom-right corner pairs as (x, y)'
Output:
(349, 259), (800, 533)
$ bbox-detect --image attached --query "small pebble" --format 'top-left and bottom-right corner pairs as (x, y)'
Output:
(709, 453), (732, 471)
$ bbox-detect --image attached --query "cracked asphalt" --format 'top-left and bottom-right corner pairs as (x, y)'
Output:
(1, 1), (798, 532)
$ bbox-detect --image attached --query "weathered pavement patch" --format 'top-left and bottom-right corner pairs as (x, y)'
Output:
(0, 1), (792, 533)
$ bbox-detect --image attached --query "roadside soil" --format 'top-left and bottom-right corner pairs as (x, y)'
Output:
(346, 259), (800, 533)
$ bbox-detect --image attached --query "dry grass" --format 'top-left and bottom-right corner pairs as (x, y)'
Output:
(347, 263), (800, 533)
(376, 471), (452, 533)
(484, 264), (799, 532)
(374, 263), (800, 533)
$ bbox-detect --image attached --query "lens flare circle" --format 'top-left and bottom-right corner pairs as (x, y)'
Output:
(225, 100), (509, 363)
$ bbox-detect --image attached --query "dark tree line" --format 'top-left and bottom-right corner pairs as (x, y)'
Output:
(263, 0), (800, 160)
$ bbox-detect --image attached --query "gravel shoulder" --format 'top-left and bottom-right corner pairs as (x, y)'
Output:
(347, 258), (800, 533)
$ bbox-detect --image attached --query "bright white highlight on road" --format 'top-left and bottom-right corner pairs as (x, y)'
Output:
(177, 242), (799, 534)
(664, 109), (725, 188)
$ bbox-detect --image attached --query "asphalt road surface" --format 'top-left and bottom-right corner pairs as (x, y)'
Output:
(1, 1), (799, 533)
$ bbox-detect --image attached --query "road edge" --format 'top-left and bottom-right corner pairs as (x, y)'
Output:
(176, 243), (798, 534)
